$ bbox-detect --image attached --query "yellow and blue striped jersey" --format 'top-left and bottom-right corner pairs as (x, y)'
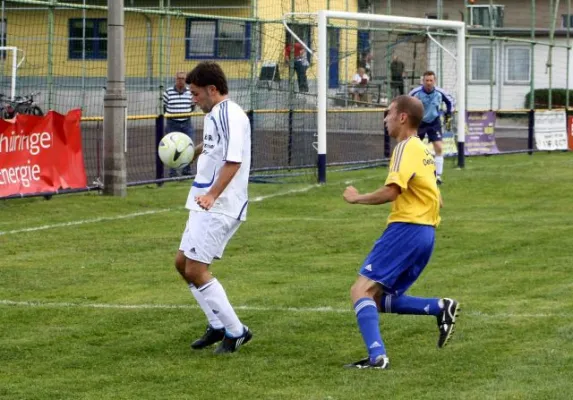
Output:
(384, 136), (441, 227)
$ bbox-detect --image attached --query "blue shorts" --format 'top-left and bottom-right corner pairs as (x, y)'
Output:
(418, 119), (442, 142)
(359, 222), (435, 296)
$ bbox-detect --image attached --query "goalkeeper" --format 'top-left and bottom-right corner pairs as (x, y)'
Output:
(409, 71), (454, 185)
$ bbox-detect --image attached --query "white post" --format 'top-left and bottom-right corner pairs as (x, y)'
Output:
(317, 10), (328, 183)
(456, 24), (466, 167)
(315, 11), (466, 182)
(10, 46), (17, 100)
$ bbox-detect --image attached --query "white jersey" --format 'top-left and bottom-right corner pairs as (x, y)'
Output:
(185, 99), (251, 221)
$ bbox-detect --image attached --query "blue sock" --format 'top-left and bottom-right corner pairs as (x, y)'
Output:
(354, 298), (386, 361)
(380, 294), (442, 316)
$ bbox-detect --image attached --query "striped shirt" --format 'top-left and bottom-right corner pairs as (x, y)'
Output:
(163, 86), (194, 121)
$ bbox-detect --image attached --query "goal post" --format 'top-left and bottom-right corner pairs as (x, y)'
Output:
(316, 10), (466, 183)
(0, 46), (22, 100)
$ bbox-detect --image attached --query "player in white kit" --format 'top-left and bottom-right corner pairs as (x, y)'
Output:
(174, 61), (252, 354)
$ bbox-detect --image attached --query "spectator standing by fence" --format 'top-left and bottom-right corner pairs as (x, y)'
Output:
(163, 72), (195, 177)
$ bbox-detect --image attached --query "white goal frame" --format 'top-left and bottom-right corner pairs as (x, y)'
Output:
(0, 46), (24, 100)
(316, 11), (466, 183)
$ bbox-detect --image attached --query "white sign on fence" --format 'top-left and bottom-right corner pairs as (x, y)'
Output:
(534, 110), (568, 150)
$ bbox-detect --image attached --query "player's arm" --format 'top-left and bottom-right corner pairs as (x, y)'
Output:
(206, 161), (241, 200)
(439, 89), (455, 116)
(195, 107), (247, 210)
(343, 184), (400, 205)
(345, 139), (416, 207)
(195, 161), (241, 210)
(191, 143), (203, 163)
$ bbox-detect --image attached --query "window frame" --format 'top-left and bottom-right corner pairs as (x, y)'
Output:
(469, 45), (496, 84)
(467, 5), (504, 28)
(68, 18), (107, 60)
(185, 18), (252, 60)
(562, 14), (573, 29)
(504, 45), (531, 85)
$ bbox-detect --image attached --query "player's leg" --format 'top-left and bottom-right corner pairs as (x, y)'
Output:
(177, 211), (251, 353)
(345, 224), (419, 370)
(429, 127), (444, 184)
(344, 276), (389, 370)
(175, 250), (225, 349)
(376, 224), (460, 348)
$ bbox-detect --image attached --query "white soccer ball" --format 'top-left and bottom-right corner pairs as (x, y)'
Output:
(158, 132), (195, 169)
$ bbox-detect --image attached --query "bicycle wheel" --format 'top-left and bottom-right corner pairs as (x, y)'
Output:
(14, 103), (29, 115)
(30, 105), (43, 116)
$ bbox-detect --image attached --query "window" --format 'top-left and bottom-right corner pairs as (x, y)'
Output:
(505, 46), (531, 84)
(562, 14), (573, 28)
(185, 19), (251, 60)
(425, 13), (449, 20)
(467, 5), (504, 28)
(470, 46), (495, 83)
(69, 18), (107, 60)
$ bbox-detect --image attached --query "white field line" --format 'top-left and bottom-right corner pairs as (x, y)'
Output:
(0, 209), (173, 236)
(0, 174), (381, 236)
(0, 299), (569, 319)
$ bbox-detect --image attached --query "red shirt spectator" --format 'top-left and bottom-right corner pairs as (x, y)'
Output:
(284, 42), (304, 61)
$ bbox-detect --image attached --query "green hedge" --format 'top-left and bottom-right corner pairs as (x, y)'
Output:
(524, 89), (573, 108)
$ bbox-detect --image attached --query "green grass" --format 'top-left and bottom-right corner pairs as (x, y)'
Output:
(1, 153), (573, 400)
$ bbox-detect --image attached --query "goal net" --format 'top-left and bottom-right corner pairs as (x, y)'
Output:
(314, 11), (466, 182)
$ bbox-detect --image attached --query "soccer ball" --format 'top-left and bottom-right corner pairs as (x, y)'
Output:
(158, 132), (195, 169)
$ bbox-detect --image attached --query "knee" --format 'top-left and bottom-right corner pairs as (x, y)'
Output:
(350, 282), (367, 303)
(180, 259), (211, 287)
(174, 252), (186, 275)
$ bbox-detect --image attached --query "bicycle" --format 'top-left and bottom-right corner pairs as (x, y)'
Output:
(0, 92), (44, 119)
(12, 92), (43, 116)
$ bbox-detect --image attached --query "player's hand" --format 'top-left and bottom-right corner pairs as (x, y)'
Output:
(343, 186), (360, 204)
(195, 194), (215, 210)
(445, 115), (452, 131)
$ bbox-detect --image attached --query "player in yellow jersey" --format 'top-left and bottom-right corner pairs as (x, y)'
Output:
(342, 95), (460, 370)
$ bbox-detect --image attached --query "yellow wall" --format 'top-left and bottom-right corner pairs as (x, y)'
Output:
(2, 1), (359, 80)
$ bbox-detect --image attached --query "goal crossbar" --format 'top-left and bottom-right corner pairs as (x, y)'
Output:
(316, 10), (466, 183)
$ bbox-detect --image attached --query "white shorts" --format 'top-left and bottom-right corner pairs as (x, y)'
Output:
(179, 210), (242, 264)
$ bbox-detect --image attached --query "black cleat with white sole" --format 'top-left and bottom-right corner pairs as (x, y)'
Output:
(344, 355), (390, 370)
(214, 327), (253, 354)
(191, 325), (225, 350)
(437, 298), (460, 348)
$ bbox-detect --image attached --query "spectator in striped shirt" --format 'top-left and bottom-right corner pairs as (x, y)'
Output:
(163, 72), (195, 177)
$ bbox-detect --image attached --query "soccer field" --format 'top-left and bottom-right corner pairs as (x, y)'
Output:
(1, 153), (572, 400)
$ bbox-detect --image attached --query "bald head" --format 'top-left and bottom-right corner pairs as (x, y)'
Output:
(392, 95), (424, 129)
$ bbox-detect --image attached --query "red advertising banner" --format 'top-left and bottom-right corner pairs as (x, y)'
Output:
(0, 109), (87, 197)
